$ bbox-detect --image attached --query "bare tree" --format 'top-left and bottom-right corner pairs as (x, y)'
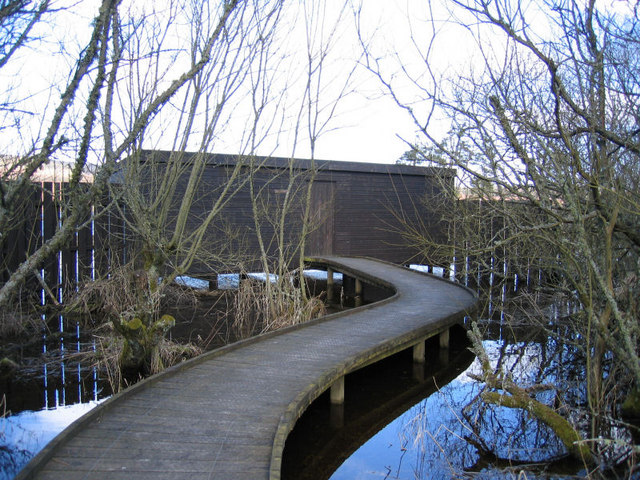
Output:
(244, 0), (357, 324)
(358, 0), (640, 467)
(95, 0), (295, 375)
(0, 1), (252, 306)
(0, 0), (301, 378)
(73, 0), (360, 376)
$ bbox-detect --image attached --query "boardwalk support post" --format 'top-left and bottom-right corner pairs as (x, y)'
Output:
(355, 278), (363, 307)
(330, 377), (345, 405)
(327, 268), (334, 303)
(330, 402), (344, 429)
(412, 339), (426, 381)
(439, 329), (450, 349)
(412, 340), (425, 364)
(330, 377), (345, 429)
(439, 328), (450, 363)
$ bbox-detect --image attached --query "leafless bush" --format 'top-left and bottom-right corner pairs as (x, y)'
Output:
(68, 265), (203, 386)
(90, 325), (202, 393)
(229, 273), (326, 341)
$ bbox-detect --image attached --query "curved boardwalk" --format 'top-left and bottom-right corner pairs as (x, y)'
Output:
(18, 256), (477, 480)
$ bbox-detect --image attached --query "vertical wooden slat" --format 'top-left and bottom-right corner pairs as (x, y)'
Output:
(93, 191), (111, 279)
(76, 200), (94, 284)
(60, 184), (77, 298)
(41, 182), (60, 308)
(0, 180), (131, 305)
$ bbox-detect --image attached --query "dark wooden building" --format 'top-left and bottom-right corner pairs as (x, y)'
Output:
(124, 151), (453, 275)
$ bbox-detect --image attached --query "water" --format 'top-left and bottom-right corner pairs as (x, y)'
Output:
(328, 340), (574, 480)
(3, 329), (593, 480)
(283, 319), (614, 480)
(0, 317), (111, 479)
(282, 329), (474, 480)
(1, 363), (109, 479)
(0, 400), (104, 480)
(1, 265), (611, 479)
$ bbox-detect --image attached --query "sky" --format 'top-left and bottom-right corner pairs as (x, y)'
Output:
(258, 0), (469, 164)
(4, 0), (632, 168)
(310, 0), (635, 165)
(1, 0), (463, 166)
(305, 92), (418, 164)
(304, 1), (465, 164)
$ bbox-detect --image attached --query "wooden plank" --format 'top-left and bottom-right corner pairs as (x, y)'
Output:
(40, 182), (60, 304)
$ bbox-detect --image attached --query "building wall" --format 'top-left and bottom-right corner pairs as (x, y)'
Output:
(135, 151), (453, 274)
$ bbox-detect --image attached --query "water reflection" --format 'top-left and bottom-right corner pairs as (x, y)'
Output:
(0, 316), (110, 478)
(327, 335), (586, 480)
(283, 320), (605, 480)
(282, 327), (474, 480)
(0, 400), (103, 480)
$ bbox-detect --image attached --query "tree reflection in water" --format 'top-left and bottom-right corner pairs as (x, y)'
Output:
(330, 328), (632, 479)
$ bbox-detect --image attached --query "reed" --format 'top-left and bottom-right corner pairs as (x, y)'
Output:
(229, 272), (326, 341)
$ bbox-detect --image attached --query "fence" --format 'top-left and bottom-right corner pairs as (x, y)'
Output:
(1, 182), (550, 313)
(449, 199), (551, 296)
(0, 182), (127, 308)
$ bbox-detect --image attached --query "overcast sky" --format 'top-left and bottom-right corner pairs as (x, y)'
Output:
(6, 0), (631, 166)
(0, 1), (473, 165)
(268, 0), (482, 164)
(265, 0), (463, 164)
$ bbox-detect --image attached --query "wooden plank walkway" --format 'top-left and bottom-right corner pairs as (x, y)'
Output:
(17, 256), (477, 480)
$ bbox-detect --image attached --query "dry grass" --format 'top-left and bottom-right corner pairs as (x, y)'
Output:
(92, 333), (125, 392)
(67, 266), (157, 326)
(59, 266), (326, 390)
(0, 302), (47, 339)
(91, 326), (202, 393)
(150, 338), (202, 375)
(229, 273), (326, 341)
(0, 312), (39, 338)
(67, 266), (204, 391)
